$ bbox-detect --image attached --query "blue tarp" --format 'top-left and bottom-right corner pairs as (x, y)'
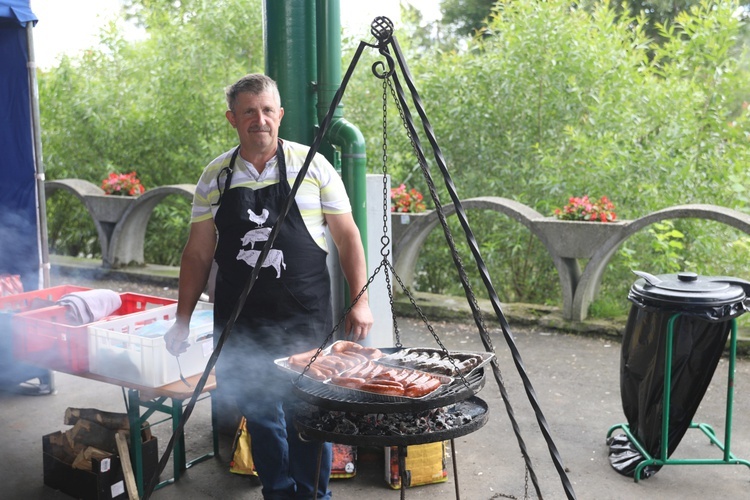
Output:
(0, 0), (36, 27)
(0, 0), (40, 290)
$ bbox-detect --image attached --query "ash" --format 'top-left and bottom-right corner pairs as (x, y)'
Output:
(294, 401), (476, 437)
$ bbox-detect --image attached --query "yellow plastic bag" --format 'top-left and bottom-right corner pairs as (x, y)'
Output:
(229, 417), (257, 476)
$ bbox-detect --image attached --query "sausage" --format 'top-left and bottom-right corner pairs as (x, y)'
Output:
(287, 347), (319, 366)
(329, 376), (366, 389)
(343, 351), (368, 363)
(346, 361), (376, 378)
(303, 366), (330, 380)
(391, 368), (423, 383)
(400, 371), (422, 385)
(405, 377), (442, 398)
(364, 378), (403, 388)
(358, 346), (381, 357)
(331, 340), (360, 353)
(315, 356), (347, 372)
(360, 382), (406, 396)
(374, 369), (401, 381)
(368, 364), (384, 378)
(406, 374), (432, 387)
(333, 352), (364, 368)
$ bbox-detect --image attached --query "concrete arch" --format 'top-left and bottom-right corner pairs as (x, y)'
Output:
(393, 199), (750, 322)
(45, 179), (116, 261)
(109, 185), (195, 267)
(45, 180), (195, 267)
(393, 196), (544, 289)
(392, 196), (619, 320)
(571, 204), (750, 321)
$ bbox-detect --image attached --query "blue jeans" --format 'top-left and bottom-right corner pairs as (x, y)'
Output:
(239, 398), (332, 500)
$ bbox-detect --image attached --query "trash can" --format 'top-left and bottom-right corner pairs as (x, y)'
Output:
(607, 271), (750, 479)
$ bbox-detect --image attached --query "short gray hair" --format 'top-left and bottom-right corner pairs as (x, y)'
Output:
(225, 74), (281, 112)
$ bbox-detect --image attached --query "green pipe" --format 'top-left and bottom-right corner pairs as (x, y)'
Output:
(263, 0), (368, 285)
(264, 0), (317, 144)
(315, 0), (368, 251)
(328, 118), (368, 240)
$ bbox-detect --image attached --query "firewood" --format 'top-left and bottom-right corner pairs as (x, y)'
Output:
(71, 450), (92, 471)
(140, 421), (152, 442)
(71, 446), (112, 471)
(116, 431), (140, 500)
(46, 431), (79, 464)
(65, 418), (127, 455)
(64, 407), (130, 430)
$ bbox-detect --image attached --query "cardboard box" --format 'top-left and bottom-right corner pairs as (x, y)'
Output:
(43, 432), (159, 500)
(385, 442), (448, 489)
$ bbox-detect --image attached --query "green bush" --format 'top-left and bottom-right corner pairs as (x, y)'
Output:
(40, 0), (750, 318)
(39, 0), (263, 259)
(346, 0), (750, 314)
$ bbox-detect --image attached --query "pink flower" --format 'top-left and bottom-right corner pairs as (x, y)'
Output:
(390, 184), (426, 213)
(101, 171), (145, 196)
(553, 195), (617, 222)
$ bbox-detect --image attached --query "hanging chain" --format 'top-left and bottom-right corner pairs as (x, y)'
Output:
(385, 78), (494, 352)
(380, 76), (402, 349)
(524, 464), (530, 499)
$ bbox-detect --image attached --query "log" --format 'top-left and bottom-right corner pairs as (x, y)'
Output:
(72, 446), (111, 471)
(115, 431), (140, 500)
(46, 431), (78, 464)
(65, 407), (130, 430)
(65, 418), (127, 455)
(140, 421), (152, 442)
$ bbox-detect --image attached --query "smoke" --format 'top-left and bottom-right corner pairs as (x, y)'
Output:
(0, 208), (51, 389)
(0, 204), (40, 292)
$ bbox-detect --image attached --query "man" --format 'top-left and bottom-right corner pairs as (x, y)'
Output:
(165, 74), (373, 499)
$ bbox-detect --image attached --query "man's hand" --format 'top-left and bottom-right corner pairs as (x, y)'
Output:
(345, 300), (374, 342)
(165, 322), (191, 356)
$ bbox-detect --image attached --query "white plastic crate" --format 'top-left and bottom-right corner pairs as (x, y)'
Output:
(87, 302), (214, 387)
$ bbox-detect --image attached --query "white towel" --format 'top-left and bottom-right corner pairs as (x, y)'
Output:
(57, 289), (122, 325)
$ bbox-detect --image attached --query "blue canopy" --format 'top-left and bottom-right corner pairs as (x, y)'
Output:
(0, 0), (43, 290)
(0, 0), (37, 27)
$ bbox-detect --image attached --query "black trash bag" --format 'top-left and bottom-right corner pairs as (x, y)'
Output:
(607, 433), (658, 479)
(609, 306), (731, 477)
(608, 271), (749, 478)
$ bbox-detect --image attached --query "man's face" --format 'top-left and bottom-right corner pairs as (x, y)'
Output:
(226, 90), (284, 156)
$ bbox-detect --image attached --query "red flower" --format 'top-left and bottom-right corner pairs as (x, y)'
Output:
(390, 184), (426, 213)
(101, 172), (146, 196)
(553, 195), (617, 222)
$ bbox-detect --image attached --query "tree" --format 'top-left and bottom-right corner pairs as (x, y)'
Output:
(343, 0), (750, 307)
(440, 0), (497, 36)
(39, 0), (263, 263)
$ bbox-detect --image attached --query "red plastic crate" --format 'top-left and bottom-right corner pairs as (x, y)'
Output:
(0, 285), (91, 314)
(12, 292), (176, 373)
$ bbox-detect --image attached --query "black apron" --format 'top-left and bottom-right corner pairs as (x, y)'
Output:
(212, 141), (332, 401)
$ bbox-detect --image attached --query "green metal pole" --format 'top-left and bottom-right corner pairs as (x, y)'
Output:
(263, 0), (317, 144)
(315, 0), (368, 252)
